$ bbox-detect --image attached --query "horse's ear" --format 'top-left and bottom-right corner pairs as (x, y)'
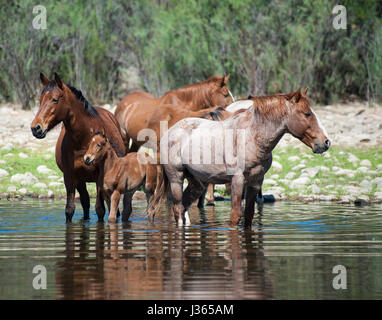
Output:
(54, 72), (63, 90)
(101, 128), (106, 137)
(302, 87), (309, 95)
(90, 128), (93, 136)
(288, 87), (302, 103)
(220, 74), (230, 87)
(40, 72), (50, 86)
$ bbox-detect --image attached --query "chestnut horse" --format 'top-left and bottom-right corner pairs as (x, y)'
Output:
(83, 130), (157, 223)
(31, 73), (126, 222)
(142, 105), (227, 154)
(114, 75), (234, 152)
(148, 88), (331, 228)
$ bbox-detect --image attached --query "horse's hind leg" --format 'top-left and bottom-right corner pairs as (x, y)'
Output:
(182, 178), (207, 225)
(197, 191), (206, 209)
(122, 191), (134, 222)
(225, 183), (231, 195)
(197, 184), (214, 209)
(144, 164), (157, 205)
(95, 183), (106, 222)
(76, 181), (90, 220)
(183, 178), (207, 210)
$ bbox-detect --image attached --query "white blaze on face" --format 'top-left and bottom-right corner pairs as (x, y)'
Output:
(311, 108), (329, 139)
(92, 138), (95, 142)
(228, 90), (235, 102)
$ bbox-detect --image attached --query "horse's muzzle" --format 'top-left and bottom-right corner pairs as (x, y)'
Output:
(84, 156), (94, 166)
(31, 124), (47, 139)
(313, 139), (331, 154)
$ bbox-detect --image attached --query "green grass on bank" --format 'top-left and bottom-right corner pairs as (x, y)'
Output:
(263, 145), (382, 200)
(0, 145), (381, 200)
(0, 148), (95, 197)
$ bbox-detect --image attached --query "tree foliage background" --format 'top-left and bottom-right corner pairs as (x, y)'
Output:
(1, 0), (381, 109)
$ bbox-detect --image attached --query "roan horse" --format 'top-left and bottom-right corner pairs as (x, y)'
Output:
(114, 75), (234, 152)
(147, 88), (331, 228)
(31, 73), (126, 222)
(83, 130), (157, 223)
(197, 98), (264, 207)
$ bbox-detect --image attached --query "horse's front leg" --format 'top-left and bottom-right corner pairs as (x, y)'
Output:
(170, 182), (185, 225)
(95, 182), (106, 222)
(244, 186), (261, 229)
(64, 176), (76, 223)
(206, 184), (215, 206)
(230, 173), (244, 226)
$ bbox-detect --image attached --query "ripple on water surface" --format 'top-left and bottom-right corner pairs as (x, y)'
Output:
(0, 199), (381, 299)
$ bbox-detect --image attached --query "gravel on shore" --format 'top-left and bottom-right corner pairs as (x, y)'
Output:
(1, 102), (381, 205)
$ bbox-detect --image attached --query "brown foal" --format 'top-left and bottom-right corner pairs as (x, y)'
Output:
(83, 130), (157, 223)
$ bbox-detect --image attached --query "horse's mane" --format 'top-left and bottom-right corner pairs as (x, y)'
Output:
(199, 106), (226, 121)
(41, 80), (98, 117)
(93, 130), (123, 157)
(68, 85), (98, 117)
(246, 92), (309, 121)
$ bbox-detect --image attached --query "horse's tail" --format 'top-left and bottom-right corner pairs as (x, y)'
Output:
(145, 165), (169, 222)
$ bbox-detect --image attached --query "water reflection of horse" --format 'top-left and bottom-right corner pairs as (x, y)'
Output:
(31, 73), (126, 222)
(160, 206), (273, 299)
(114, 75), (234, 152)
(149, 88), (331, 227)
(55, 222), (165, 299)
(54, 208), (273, 299)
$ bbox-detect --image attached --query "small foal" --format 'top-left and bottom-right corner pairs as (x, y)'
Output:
(84, 130), (157, 223)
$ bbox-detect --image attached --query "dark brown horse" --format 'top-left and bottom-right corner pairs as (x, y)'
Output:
(114, 75), (234, 152)
(31, 73), (126, 222)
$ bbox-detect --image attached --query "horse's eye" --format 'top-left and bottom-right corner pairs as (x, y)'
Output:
(305, 112), (311, 117)
(52, 98), (58, 103)
(97, 143), (102, 148)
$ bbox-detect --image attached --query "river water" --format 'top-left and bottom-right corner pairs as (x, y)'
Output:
(0, 199), (381, 299)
